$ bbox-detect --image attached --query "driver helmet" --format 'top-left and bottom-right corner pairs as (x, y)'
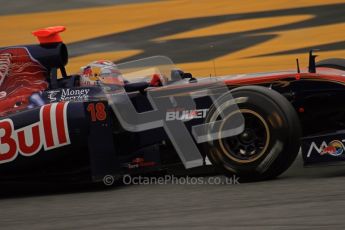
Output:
(80, 60), (124, 86)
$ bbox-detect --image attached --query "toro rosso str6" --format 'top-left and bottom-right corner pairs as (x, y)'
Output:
(0, 26), (345, 183)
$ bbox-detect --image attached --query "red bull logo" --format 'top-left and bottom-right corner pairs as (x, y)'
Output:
(320, 140), (344, 156)
(321, 145), (337, 155)
(307, 140), (345, 158)
(82, 66), (92, 76)
(0, 102), (70, 164)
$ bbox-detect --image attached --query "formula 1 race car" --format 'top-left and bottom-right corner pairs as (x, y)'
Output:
(0, 26), (345, 183)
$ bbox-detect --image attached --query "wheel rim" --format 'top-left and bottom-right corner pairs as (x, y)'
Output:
(218, 109), (270, 163)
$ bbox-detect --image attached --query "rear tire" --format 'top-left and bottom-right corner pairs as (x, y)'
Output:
(203, 86), (301, 181)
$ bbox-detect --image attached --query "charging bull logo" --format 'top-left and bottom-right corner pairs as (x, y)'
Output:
(0, 102), (70, 164)
(320, 140), (344, 156)
(307, 140), (345, 158)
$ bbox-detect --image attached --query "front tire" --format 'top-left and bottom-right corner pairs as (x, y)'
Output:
(203, 86), (301, 181)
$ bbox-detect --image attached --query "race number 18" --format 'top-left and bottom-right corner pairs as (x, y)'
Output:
(87, 103), (107, 121)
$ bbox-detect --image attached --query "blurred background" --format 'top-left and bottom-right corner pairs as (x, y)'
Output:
(1, 0), (345, 76)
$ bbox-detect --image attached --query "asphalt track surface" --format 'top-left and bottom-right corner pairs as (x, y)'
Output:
(1, 156), (345, 229)
(2, 1), (345, 229)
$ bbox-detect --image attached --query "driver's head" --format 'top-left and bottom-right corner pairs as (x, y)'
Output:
(80, 60), (123, 86)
